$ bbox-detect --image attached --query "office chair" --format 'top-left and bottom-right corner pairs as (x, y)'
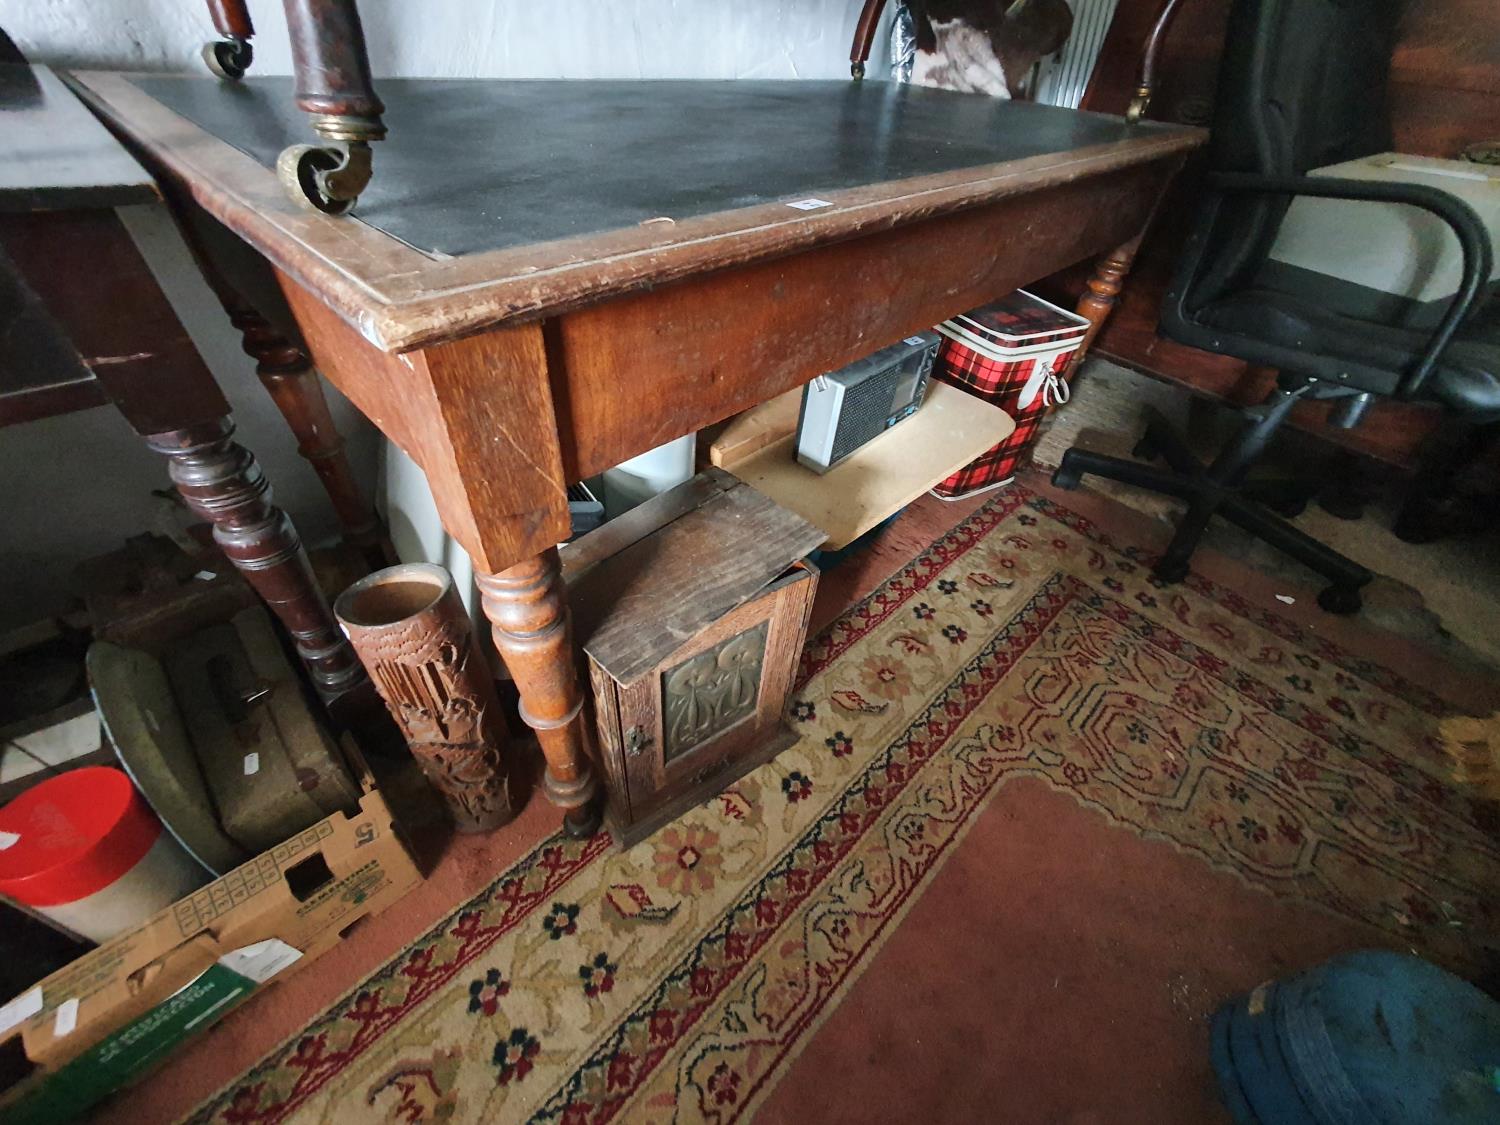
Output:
(1051, 0), (1500, 614)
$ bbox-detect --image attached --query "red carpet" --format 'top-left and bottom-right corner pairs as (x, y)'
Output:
(88, 478), (1500, 1125)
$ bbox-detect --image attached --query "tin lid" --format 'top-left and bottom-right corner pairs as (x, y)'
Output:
(0, 766), (163, 906)
(940, 289), (1089, 358)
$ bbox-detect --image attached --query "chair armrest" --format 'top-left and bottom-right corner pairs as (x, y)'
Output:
(1208, 171), (1494, 400)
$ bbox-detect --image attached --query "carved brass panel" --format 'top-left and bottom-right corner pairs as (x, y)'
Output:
(661, 620), (767, 760)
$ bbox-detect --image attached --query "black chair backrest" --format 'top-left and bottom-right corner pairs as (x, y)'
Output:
(1190, 0), (1404, 307)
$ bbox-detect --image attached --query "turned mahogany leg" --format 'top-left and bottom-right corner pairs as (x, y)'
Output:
(1072, 234), (1144, 368)
(145, 417), (370, 714)
(277, 0), (386, 213)
(476, 549), (603, 838)
(221, 295), (388, 569)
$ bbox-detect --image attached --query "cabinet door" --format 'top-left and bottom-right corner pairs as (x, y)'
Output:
(618, 568), (813, 818)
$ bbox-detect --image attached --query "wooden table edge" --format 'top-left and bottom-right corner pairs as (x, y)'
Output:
(67, 69), (1204, 354)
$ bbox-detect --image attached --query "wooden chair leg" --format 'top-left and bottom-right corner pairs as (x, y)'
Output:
(144, 417), (372, 718)
(221, 294), (389, 570)
(477, 549), (603, 838)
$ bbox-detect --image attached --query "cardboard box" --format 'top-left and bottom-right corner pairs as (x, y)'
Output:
(0, 775), (421, 1125)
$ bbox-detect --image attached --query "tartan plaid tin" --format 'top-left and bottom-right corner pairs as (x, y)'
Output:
(931, 290), (1089, 500)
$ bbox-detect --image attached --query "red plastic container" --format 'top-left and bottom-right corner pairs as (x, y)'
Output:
(0, 766), (205, 940)
(930, 290), (1089, 499)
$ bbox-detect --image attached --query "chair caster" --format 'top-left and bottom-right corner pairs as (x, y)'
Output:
(1152, 558), (1190, 585)
(1051, 463), (1082, 491)
(1132, 433), (1160, 461)
(1316, 584), (1362, 615)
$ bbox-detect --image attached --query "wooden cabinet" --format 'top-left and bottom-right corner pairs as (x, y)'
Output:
(564, 470), (823, 848)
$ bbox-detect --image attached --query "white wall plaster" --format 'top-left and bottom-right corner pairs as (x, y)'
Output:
(0, 1), (887, 627)
(3, 1), (882, 79)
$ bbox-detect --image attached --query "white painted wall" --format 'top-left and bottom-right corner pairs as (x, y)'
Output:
(3, 1), (883, 79)
(0, 1), (888, 628)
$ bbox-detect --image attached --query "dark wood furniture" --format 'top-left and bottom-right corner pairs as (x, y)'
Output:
(565, 470), (824, 848)
(0, 63), (375, 729)
(70, 70), (1202, 836)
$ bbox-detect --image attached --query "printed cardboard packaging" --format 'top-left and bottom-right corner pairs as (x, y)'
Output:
(0, 773), (421, 1124)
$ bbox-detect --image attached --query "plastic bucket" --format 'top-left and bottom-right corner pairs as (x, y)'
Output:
(0, 766), (209, 942)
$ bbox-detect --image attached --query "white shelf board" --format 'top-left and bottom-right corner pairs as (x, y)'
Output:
(723, 380), (1015, 550)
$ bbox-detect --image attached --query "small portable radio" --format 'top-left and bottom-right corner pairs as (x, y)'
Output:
(794, 332), (941, 473)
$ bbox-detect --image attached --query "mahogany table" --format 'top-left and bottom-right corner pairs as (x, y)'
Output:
(70, 70), (1202, 836)
(0, 62), (383, 732)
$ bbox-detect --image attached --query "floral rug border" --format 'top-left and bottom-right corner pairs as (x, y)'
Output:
(188, 484), (1456, 1124)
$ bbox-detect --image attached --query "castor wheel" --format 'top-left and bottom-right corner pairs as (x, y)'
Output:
(202, 38), (252, 80)
(276, 144), (362, 216)
(1152, 558), (1190, 585)
(1316, 584), (1363, 615)
(1132, 432), (1161, 461)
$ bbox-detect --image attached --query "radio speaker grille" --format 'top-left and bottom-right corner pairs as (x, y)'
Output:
(829, 377), (894, 464)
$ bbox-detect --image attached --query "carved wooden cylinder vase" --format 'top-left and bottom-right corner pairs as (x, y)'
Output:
(335, 563), (516, 833)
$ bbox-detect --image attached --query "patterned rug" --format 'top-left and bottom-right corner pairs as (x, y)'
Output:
(193, 488), (1500, 1125)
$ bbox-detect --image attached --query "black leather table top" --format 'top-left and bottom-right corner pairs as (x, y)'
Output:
(131, 76), (1159, 259)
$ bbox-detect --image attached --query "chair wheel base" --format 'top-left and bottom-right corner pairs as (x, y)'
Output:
(1317, 584), (1363, 615)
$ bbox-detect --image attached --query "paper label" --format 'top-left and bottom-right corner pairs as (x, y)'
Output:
(786, 198), (832, 210)
(194, 570), (216, 582)
(0, 829), (19, 850)
(243, 752), (260, 776)
(903, 336), (927, 346)
(0, 985), (42, 1035)
(217, 939), (303, 985)
(53, 997), (79, 1037)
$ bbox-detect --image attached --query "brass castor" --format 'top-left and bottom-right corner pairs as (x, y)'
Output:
(275, 143), (370, 216)
(202, 38), (253, 81)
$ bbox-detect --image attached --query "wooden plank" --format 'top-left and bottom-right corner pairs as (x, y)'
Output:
(67, 70), (1202, 353)
(705, 389), (802, 468)
(568, 475), (825, 685)
(725, 380), (1016, 551)
(559, 469), (739, 583)
(0, 65), (157, 212)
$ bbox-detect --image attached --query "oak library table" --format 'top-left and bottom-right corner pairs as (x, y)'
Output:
(68, 48), (1201, 838)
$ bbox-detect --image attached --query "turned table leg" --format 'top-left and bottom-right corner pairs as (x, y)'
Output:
(277, 0), (386, 213)
(145, 417), (370, 716)
(221, 295), (388, 569)
(1072, 234), (1143, 368)
(477, 549), (603, 838)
